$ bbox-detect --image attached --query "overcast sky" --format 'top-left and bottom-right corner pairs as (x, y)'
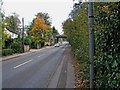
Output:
(2, 0), (74, 34)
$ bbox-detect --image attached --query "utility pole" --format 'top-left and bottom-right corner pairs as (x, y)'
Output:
(0, 1), (3, 89)
(22, 18), (24, 53)
(88, 2), (94, 89)
(0, 0), (3, 52)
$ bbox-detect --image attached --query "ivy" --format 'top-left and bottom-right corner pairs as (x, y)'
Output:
(94, 2), (120, 88)
(63, 2), (120, 88)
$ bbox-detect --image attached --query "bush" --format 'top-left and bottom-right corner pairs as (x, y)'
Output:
(30, 41), (37, 49)
(24, 37), (31, 45)
(4, 37), (13, 49)
(2, 49), (13, 56)
(11, 38), (22, 53)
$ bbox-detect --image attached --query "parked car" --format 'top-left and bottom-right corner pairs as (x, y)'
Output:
(54, 43), (60, 47)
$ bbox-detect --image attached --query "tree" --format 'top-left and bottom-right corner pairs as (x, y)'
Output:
(0, 12), (10, 48)
(52, 26), (58, 34)
(62, 3), (89, 88)
(4, 13), (21, 34)
(26, 12), (52, 48)
(36, 12), (51, 25)
(27, 15), (51, 48)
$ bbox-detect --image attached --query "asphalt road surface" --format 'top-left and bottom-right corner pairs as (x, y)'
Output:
(2, 45), (75, 88)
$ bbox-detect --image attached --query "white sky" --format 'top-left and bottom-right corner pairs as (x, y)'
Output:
(2, 0), (74, 34)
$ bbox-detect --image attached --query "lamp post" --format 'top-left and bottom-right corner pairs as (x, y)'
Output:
(88, 2), (94, 89)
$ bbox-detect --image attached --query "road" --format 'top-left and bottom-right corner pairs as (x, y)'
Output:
(2, 45), (75, 88)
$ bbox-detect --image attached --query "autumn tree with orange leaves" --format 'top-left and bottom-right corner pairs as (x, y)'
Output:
(27, 12), (51, 49)
(30, 16), (50, 43)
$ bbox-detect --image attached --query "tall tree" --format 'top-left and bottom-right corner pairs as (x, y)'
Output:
(30, 16), (50, 43)
(36, 12), (51, 25)
(4, 13), (21, 34)
(1, 12), (10, 48)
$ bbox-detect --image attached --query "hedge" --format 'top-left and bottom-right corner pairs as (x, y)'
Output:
(2, 49), (13, 56)
(62, 3), (89, 88)
(94, 2), (120, 88)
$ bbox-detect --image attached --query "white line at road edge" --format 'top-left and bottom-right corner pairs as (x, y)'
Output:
(14, 59), (33, 69)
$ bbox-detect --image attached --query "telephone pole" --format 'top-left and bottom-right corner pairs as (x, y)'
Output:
(0, 0), (3, 51)
(88, 2), (94, 89)
(22, 18), (24, 53)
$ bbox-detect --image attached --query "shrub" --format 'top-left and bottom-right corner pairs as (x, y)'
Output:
(24, 37), (31, 45)
(30, 41), (37, 49)
(11, 38), (22, 53)
(4, 37), (13, 49)
(2, 49), (13, 56)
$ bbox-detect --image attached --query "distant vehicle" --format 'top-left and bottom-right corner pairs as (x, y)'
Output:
(54, 43), (60, 47)
(62, 41), (69, 45)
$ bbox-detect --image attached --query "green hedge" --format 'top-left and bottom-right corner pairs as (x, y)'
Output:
(94, 2), (120, 88)
(62, 3), (89, 87)
(2, 49), (13, 56)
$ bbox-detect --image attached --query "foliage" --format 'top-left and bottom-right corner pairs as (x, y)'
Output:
(0, 12), (9, 49)
(52, 26), (59, 34)
(11, 38), (22, 53)
(0, 7), (4, 51)
(24, 37), (31, 45)
(51, 26), (59, 44)
(26, 19), (34, 36)
(30, 41), (38, 49)
(94, 2), (120, 88)
(4, 37), (13, 49)
(30, 16), (50, 43)
(2, 13), (20, 49)
(62, 3), (89, 87)
(36, 12), (51, 25)
(63, 2), (120, 88)
(2, 49), (13, 56)
(4, 13), (21, 34)
(27, 12), (51, 48)
(2, 31), (10, 49)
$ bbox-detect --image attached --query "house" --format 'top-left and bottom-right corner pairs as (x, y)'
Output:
(4, 28), (18, 39)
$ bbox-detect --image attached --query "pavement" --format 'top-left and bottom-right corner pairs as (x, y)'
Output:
(0, 46), (51, 61)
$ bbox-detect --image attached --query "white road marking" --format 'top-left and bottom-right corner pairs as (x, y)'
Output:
(14, 59), (33, 69)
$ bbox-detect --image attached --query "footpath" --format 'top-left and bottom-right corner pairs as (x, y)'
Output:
(0, 46), (51, 61)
